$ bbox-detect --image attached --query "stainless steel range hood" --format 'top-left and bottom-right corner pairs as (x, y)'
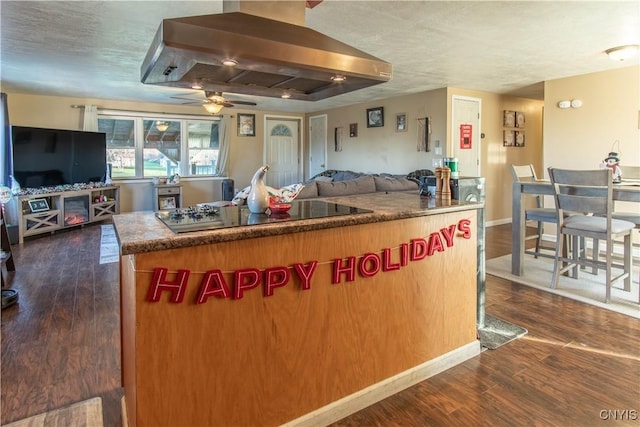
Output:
(140, 11), (392, 101)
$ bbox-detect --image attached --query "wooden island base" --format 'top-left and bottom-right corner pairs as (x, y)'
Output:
(118, 202), (480, 426)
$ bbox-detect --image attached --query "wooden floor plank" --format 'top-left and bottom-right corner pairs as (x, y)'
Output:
(2, 222), (638, 426)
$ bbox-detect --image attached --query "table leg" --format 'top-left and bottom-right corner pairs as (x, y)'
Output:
(511, 183), (525, 276)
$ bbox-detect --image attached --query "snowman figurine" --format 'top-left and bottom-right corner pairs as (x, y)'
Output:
(603, 152), (622, 183)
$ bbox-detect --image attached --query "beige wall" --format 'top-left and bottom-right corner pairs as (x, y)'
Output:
(308, 87), (543, 223)
(5, 93), (288, 211)
(447, 88), (544, 223)
(309, 88), (448, 176)
(1, 88), (547, 223)
(543, 65), (640, 174)
(543, 65), (640, 218)
(9, 64), (635, 221)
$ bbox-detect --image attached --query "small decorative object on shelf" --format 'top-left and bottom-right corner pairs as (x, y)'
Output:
(602, 151), (622, 183)
(27, 198), (49, 213)
(15, 182), (116, 196)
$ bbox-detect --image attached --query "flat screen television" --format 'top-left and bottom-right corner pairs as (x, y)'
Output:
(11, 125), (107, 188)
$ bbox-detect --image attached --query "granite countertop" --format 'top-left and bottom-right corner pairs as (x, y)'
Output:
(113, 192), (483, 255)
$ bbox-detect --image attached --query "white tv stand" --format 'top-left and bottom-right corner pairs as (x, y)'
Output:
(6, 185), (119, 244)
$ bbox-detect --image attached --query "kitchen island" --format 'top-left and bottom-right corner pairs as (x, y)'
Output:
(114, 192), (483, 427)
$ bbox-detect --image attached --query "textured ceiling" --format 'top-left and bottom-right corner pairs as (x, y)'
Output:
(1, 1), (638, 114)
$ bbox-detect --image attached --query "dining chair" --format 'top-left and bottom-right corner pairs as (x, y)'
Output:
(547, 168), (635, 303)
(612, 165), (640, 282)
(510, 164), (557, 259)
(592, 165), (640, 278)
(613, 165), (640, 226)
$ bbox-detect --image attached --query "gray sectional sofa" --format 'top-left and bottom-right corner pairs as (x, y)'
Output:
(296, 169), (431, 199)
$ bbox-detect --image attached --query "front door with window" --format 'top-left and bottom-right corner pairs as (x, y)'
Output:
(265, 117), (301, 188)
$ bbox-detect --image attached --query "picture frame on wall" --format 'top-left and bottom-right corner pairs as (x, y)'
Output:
(503, 110), (516, 128)
(349, 123), (358, 137)
(503, 130), (515, 147)
(366, 107), (384, 128)
(238, 113), (256, 137)
(396, 113), (407, 132)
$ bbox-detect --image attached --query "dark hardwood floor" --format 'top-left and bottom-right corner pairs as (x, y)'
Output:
(1, 223), (638, 426)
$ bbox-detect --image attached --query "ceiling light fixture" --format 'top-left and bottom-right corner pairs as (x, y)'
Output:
(331, 74), (346, 82)
(605, 45), (640, 61)
(222, 58), (238, 66)
(191, 82), (203, 90)
(281, 92), (291, 99)
(204, 103), (224, 114)
(156, 121), (169, 132)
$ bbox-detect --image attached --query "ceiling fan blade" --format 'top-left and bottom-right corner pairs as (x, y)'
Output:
(227, 100), (257, 106)
(171, 92), (203, 98)
(171, 95), (204, 101)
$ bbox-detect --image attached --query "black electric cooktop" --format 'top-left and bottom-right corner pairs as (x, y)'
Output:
(155, 200), (372, 233)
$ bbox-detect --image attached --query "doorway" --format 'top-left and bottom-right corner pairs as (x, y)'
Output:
(264, 116), (302, 187)
(308, 114), (327, 179)
(451, 96), (481, 177)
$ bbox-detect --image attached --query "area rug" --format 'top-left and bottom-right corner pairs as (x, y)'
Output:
(486, 254), (639, 319)
(4, 397), (103, 427)
(99, 224), (119, 264)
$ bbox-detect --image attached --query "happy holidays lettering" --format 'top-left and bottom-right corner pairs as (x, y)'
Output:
(146, 219), (472, 304)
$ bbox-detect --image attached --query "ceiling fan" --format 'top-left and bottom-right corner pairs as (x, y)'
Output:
(171, 91), (257, 114)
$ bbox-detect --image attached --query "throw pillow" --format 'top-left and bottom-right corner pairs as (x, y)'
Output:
(232, 183), (304, 205)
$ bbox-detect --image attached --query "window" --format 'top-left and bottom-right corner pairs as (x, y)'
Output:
(143, 119), (180, 178)
(187, 121), (219, 175)
(98, 114), (220, 179)
(100, 117), (136, 178)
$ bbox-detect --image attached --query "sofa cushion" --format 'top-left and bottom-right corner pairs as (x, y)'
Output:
(332, 170), (364, 181)
(373, 176), (419, 192)
(296, 182), (319, 199)
(317, 175), (376, 197)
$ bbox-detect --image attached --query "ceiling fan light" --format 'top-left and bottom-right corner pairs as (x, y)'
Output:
(155, 121), (169, 132)
(605, 45), (640, 61)
(204, 103), (224, 114)
(222, 58), (238, 67)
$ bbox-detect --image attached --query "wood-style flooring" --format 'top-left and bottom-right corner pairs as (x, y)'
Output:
(1, 223), (638, 426)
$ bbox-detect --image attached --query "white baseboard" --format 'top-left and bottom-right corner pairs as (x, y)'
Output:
(283, 340), (481, 427)
(486, 218), (512, 227)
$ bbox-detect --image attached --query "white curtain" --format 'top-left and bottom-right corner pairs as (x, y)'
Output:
(215, 115), (230, 176)
(82, 104), (98, 131)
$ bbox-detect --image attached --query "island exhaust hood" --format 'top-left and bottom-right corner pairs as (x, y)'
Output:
(140, 9), (392, 101)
